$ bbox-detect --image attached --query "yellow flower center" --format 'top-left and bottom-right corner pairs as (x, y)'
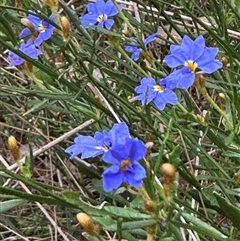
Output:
(38, 23), (47, 32)
(97, 14), (108, 23)
(185, 60), (197, 72)
(121, 159), (132, 171)
(154, 85), (164, 92)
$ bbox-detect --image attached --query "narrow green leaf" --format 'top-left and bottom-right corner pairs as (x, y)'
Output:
(180, 212), (229, 240)
(104, 206), (151, 220)
(0, 199), (24, 213)
(107, 219), (156, 231)
(214, 193), (240, 230)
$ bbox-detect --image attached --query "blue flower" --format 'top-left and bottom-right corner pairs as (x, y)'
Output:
(125, 30), (160, 61)
(80, 0), (123, 29)
(8, 39), (42, 66)
(20, 13), (56, 46)
(164, 35), (223, 74)
(135, 77), (178, 111)
(102, 138), (146, 192)
(65, 122), (130, 159)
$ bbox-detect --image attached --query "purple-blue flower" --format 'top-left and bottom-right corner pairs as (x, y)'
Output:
(20, 13), (56, 46)
(80, 0), (123, 29)
(8, 39), (42, 66)
(102, 138), (146, 192)
(135, 77), (178, 111)
(65, 122), (130, 159)
(164, 35), (223, 74)
(125, 30), (160, 61)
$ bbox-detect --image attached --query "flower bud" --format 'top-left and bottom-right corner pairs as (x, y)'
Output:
(44, 0), (58, 12)
(141, 50), (153, 65)
(219, 93), (226, 111)
(146, 225), (157, 236)
(161, 163), (176, 185)
(198, 74), (205, 88)
(76, 213), (95, 234)
(145, 142), (154, 159)
(233, 173), (238, 181)
(21, 18), (38, 37)
(24, 61), (33, 73)
(122, 29), (129, 37)
(161, 163), (176, 202)
(221, 56), (227, 68)
(144, 199), (156, 213)
(196, 114), (205, 124)
(60, 16), (70, 42)
(8, 136), (20, 161)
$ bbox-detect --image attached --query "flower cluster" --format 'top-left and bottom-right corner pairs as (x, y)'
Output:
(65, 122), (147, 192)
(8, 12), (56, 66)
(134, 35), (223, 110)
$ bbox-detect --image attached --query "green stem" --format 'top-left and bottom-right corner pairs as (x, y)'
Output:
(154, 118), (173, 174)
(26, 70), (52, 92)
(112, 0), (137, 36)
(137, 186), (151, 200)
(197, 85), (233, 130)
(177, 103), (188, 113)
(114, 43), (149, 76)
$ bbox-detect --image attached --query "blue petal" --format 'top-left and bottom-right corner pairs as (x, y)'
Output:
(102, 149), (121, 164)
(164, 50), (187, 68)
(127, 139), (147, 162)
(102, 165), (123, 192)
(34, 36), (44, 47)
(80, 14), (98, 28)
(108, 122), (130, 146)
(164, 35), (206, 68)
(124, 162), (146, 185)
(162, 67), (195, 89)
(144, 29), (160, 46)
(131, 48), (142, 61)
(87, 1), (105, 15)
(104, 19), (114, 29)
(135, 77), (156, 105)
(8, 51), (24, 66)
(132, 162), (147, 180)
(34, 29), (54, 46)
(104, 0), (122, 16)
(94, 130), (111, 146)
(154, 88), (178, 110)
(65, 135), (104, 159)
(20, 28), (31, 39)
(27, 14), (41, 29)
(125, 45), (138, 53)
(196, 47), (223, 73)
(103, 138), (146, 164)
(189, 35), (205, 61)
(97, 21), (104, 28)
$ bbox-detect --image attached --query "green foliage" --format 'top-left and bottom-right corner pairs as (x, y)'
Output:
(1, 0), (240, 240)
